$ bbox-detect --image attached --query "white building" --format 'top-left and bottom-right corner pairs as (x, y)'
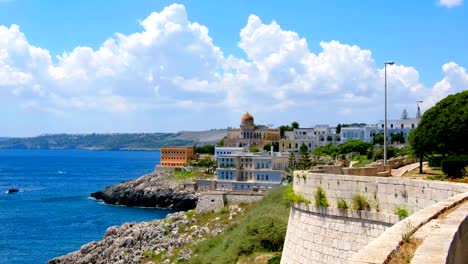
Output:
(214, 147), (244, 159)
(340, 117), (420, 143)
(279, 125), (341, 152)
(216, 152), (285, 192)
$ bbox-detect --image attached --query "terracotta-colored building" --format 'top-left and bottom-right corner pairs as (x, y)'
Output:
(160, 146), (195, 167)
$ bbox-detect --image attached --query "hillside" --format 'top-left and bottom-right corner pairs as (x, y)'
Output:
(0, 130), (227, 150)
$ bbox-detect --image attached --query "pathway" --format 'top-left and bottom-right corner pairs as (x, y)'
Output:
(391, 162), (420, 177)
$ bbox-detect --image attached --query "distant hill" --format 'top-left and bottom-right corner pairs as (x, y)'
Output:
(0, 130), (227, 151)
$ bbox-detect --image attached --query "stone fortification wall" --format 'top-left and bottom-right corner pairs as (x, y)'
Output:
(281, 172), (468, 264)
(293, 172), (468, 215)
(281, 204), (395, 264)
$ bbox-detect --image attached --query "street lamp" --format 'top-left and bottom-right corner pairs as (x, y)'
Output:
(416, 100), (423, 118)
(384, 61), (395, 166)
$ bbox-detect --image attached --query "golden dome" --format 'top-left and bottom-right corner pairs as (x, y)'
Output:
(241, 112), (254, 121)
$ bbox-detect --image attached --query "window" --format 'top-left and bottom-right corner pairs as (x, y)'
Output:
(266, 175), (269, 181)
(412, 124), (415, 128)
(401, 124), (404, 128)
(391, 124), (394, 128)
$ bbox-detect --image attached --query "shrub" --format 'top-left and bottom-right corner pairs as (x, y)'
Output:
(314, 186), (329, 208)
(441, 155), (468, 178)
(428, 155), (443, 167)
(337, 198), (348, 209)
(283, 185), (310, 204)
(352, 194), (370, 210)
(396, 207), (409, 218)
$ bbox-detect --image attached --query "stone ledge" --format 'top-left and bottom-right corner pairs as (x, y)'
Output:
(412, 202), (468, 264)
(350, 192), (468, 264)
(292, 203), (400, 224)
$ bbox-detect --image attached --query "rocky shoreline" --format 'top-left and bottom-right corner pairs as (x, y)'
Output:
(90, 171), (198, 211)
(47, 205), (245, 264)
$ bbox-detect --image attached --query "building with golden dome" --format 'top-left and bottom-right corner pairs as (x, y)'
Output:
(224, 112), (280, 149)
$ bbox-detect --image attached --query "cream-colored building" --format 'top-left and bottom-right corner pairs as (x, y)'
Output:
(224, 112), (280, 150)
(279, 125), (341, 153)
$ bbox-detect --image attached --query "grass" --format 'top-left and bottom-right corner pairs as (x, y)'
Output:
(314, 186), (329, 208)
(283, 185), (310, 204)
(387, 238), (423, 264)
(352, 155), (372, 168)
(352, 194), (370, 211)
(396, 207), (409, 218)
(189, 186), (291, 264)
(337, 198), (348, 209)
(170, 169), (215, 181)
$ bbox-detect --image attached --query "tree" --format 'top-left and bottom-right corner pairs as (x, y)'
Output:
(313, 144), (338, 157)
(391, 133), (405, 144)
(216, 138), (225, 147)
(286, 151), (296, 182)
(336, 124), (342, 134)
(373, 134), (384, 145)
(279, 125), (293, 138)
(291, 121), (300, 129)
(195, 145), (215, 154)
(263, 144), (272, 152)
(250, 146), (260, 153)
(297, 143), (311, 170)
(410, 90), (468, 173)
(337, 139), (372, 155)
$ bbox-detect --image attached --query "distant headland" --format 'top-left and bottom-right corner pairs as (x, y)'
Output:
(0, 130), (227, 151)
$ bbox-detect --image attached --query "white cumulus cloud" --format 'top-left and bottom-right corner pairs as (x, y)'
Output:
(439, 0), (464, 8)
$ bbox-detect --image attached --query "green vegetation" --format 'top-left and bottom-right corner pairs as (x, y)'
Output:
(337, 139), (372, 155)
(194, 145), (215, 154)
(441, 155), (468, 178)
(171, 168), (214, 181)
(372, 133), (384, 145)
(263, 144), (272, 151)
(410, 90), (468, 174)
(189, 186), (291, 264)
(297, 143), (311, 170)
(352, 155), (372, 168)
(279, 122), (300, 137)
(391, 133), (405, 144)
(396, 207), (409, 218)
(370, 146), (398, 161)
(337, 198), (348, 209)
(314, 186), (329, 208)
(267, 254), (282, 264)
(0, 132), (224, 150)
(313, 144), (338, 157)
(352, 194), (370, 211)
(283, 185), (310, 204)
(250, 146), (260, 153)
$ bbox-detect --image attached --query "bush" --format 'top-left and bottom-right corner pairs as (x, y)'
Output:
(441, 155), (468, 178)
(352, 194), (370, 210)
(283, 185), (310, 204)
(267, 253), (281, 264)
(396, 207), (409, 218)
(428, 155), (444, 167)
(314, 186), (329, 208)
(337, 198), (348, 209)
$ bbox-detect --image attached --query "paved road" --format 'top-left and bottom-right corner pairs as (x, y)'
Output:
(391, 162), (421, 177)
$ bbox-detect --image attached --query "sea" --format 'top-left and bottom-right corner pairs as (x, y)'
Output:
(0, 149), (172, 264)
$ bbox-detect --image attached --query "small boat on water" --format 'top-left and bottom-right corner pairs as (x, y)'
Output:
(6, 188), (19, 194)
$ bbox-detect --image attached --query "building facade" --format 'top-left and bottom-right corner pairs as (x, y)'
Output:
(340, 117), (420, 143)
(160, 146), (195, 167)
(279, 125), (341, 153)
(224, 113), (280, 150)
(214, 147), (244, 159)
(216, 152), (284, 192)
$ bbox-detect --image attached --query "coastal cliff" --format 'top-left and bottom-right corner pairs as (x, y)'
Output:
(90, 171), (198, 211)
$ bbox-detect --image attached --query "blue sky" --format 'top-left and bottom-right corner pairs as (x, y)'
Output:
(0, 0), (467, 136)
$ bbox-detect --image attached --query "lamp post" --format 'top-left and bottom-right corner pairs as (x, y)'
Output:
(384, 61), (395, 166)
(416, 100), (423, 118)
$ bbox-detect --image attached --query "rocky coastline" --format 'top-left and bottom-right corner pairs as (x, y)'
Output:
(90, 171), (198, 211)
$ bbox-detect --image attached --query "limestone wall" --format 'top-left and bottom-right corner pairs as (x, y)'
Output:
(195, 192), (265, 213)
(281, 204), (395, 264)
(293, 172), (468, 215)
(281, 172), (468, 264)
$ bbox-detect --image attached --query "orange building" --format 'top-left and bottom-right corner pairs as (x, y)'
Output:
(160, 146), (195, 167)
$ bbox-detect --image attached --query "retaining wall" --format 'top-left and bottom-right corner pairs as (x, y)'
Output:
(195, 192), (264, 213)
(281, 172), (468, 264)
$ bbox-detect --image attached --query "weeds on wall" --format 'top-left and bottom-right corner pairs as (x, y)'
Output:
(314, 186), (329, 208)
(401, 221), (414, 243)
(284, 185), (310, 204)
(352, 193), (370, 211)
(337, 198), (348, 209)
(396, 207), (409, 218)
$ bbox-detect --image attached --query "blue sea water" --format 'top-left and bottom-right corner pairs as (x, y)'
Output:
(0, 149), (171, 264)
